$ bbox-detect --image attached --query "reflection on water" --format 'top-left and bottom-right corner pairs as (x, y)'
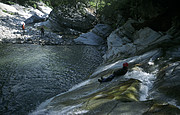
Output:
(0, 44), (102, 115)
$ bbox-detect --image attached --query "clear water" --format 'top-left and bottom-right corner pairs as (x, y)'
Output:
(0, 44), (103, 115)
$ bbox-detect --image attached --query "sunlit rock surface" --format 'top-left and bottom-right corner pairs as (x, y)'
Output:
(0, 2), (67, 45)
(0, 2), (18, 13)
(74, 24), (112, 45)
(103, 19), (173, 61)
(24, 13), (46, 25)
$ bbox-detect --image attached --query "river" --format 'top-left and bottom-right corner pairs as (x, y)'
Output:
(0, 44), (103, 115)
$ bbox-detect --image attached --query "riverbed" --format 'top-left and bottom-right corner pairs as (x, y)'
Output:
(0, 44), (103, 115)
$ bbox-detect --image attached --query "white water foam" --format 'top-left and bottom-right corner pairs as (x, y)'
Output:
(124, 67), (156, 101)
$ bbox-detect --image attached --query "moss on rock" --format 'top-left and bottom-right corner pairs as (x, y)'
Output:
(83, 79), (141, 111)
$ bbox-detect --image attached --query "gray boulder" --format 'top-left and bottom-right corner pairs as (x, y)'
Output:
(74, 24), (112, 45)
(48, 4), (96, 33)
(92, 24), (112, 38)
(25, 13), (45, 25)
(103, 19), (173, 61)
(74, 32), (104, 45)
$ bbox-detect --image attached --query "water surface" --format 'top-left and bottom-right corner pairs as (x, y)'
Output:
(0, 44), (102, 114)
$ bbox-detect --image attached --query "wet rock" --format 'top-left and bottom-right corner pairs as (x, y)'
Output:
(144, 103), (180, 115)
(91, 79), (140, 102)
(152, 62), (180, 104)
(93, 101), (153, 115)
(31, 79), (141, 115)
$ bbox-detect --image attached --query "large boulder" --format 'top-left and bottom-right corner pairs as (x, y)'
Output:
(24, 13), (46, 25)
(103, 19), (173, 61)
(74, 32), (104, 45)
(133, 28), (172, 51)
(103, 20), (137, 60)
(91, 24), (112, 38)
(48, 4), (96, 34)
(103, 27), (135, 60)
(74, 24), (112, 45)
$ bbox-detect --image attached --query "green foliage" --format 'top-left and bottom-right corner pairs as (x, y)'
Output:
(1, 0), (179, 28)
(95, 0), (179, 28)
(2, 10), (15, 15)
(6, 1), (16, 5)
(2, 10), (8, 13)
(33, 3), (37, 8)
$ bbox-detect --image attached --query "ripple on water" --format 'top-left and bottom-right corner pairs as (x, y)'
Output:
(0, 44), (102, 115)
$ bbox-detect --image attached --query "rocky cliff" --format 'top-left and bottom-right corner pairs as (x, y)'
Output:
(31, 4), (180, 115)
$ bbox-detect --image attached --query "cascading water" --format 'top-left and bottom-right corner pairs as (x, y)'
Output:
(30, 50), (161, 115)
(124, 68), (156, 101)
(30, 48), (180, 115)
(31, 71), (157, 115)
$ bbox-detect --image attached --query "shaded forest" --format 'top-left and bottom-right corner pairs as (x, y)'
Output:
(2, 0), (179, 31)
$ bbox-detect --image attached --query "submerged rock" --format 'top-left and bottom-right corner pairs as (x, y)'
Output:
(31, 79), (141, 115)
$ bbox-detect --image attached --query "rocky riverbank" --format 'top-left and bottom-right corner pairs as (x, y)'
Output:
(0, 2), (75, 45)
(1, 1), (180, 115)
(30, 2), (180, 115)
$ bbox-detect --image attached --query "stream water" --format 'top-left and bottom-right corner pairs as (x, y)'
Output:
(27, 48), (180, 115)
(30, 50), (159, 115)
(0, 44), (103, 115)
